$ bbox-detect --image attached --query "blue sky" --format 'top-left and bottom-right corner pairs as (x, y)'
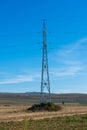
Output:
(0, 0), (87, 93)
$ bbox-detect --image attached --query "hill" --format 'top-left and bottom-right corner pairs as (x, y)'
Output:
(0, 93), (87, 105)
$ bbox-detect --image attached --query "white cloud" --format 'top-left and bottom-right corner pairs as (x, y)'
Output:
(0, 37), (87, 84)
(50, 66), (82, 77)
(59, 58), (79, 65)
(63, 37), (87, 54)
(53, 89), (71, 94)
(55, 37), (87, 60)
(51, 37), (87, 78)
(0, 73), (40, 85)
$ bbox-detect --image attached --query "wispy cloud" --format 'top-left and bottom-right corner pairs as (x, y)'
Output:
(66, 37), (87, 53)
(55, 37), (87, 59)
(50, 66), (82, 77)
(53, 89), (71, 94)
(51, 37), (87, 78)
(0, 73), (40, 85)
(0, 37), (87, 85)
(0, 75), (33, 85)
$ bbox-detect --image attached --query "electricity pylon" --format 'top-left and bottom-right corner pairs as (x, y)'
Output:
(40, 20), (51, 103)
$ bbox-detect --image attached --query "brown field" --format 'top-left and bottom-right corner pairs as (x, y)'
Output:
(0, 104), (87, 122)
(0, 93), (87, 123)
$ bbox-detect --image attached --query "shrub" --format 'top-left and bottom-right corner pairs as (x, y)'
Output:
(27, 102), (62, 112)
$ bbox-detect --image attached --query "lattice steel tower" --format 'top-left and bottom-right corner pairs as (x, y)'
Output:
(40, 20), (51, 103)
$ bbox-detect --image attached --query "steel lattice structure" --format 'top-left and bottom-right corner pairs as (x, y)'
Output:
(40, 20), (51, 103)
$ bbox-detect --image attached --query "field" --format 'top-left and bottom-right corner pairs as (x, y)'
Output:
(0, 104), (87, 122)
(0, 106), (87, 130)
(0, 93), (87, 129)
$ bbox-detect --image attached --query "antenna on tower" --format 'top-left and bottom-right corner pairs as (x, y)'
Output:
(40, 19), (51, 103)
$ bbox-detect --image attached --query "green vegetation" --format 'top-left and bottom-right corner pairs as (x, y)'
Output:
(0, 114), (87, 130)
(27, 102), (62, 112)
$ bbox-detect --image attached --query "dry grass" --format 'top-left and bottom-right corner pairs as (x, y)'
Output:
(0, 114), (87, 130)
(0, 104), (87, 122)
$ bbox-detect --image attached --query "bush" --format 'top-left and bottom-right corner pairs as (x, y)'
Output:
(27, 102), (62, 112)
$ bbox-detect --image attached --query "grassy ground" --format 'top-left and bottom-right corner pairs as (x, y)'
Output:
(0, 104), (87, 122)
(0, 93), (87, 129)
(0, 114), (87, 130)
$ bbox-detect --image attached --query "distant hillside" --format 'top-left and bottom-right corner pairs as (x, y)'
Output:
(25, 92), (47, 94)
(0, 93), (87, 105)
